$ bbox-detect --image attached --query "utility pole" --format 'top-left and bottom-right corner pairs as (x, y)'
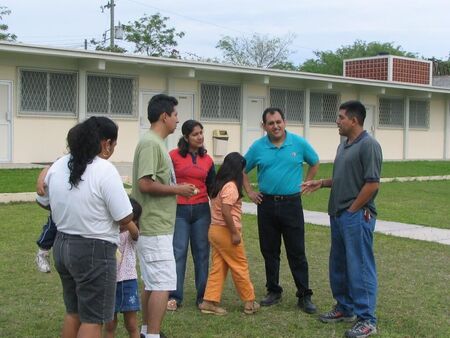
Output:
(110, 0), (115, 49)
(101, 0), (116, 49)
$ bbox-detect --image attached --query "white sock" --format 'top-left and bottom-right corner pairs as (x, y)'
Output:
(38, 248), (49, 255)
(146, 334), (160, 338)
(140, 325), (147, 335)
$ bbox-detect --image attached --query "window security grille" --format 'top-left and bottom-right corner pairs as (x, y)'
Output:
(270, 88), (305, 123)
(379, 97), (404, 127)
(310, 92), (339, 124)
(200, 83), (241, 121)
(20, 70), (77, 115)
(409, 100), (429, 128)
(87, 75), (136, 116)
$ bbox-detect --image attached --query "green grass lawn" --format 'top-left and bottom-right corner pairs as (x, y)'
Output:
(244, 160), (450, 183)
(1, 161), (448, 194)
(0, 168), (42, 193)
(1, 204), (449, 338)
(301, 180), (450, 229)
(2, 161), (450, 228)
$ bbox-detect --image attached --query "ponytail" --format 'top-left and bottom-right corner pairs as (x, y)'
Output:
(67, 116), (118, 188)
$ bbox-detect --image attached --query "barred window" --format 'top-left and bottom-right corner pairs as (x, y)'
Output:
(270, 88), (305, 123)
(409, 100), (429, 128)
(379, 97), (404, 127)
(200, 83), (241, 121)
(310, 92), (339, 124)
(87, 74), (137, 116)
(20, 69), (77, 115)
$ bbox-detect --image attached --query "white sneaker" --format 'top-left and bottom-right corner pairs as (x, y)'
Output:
(35, 250), (51, 273)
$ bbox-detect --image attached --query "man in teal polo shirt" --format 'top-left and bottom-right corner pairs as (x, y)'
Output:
(243, 107), (319, 314)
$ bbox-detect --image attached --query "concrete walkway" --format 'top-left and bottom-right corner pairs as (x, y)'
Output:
(242, 202), (450, 246)
(2, 191), (449, 246)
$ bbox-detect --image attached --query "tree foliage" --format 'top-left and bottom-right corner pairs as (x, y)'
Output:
(216, 33), (296, 68)
(0, 6), (17, 41)
(123, 13), (185, 57)
(300, 40), (417, 75)
(429, 55), (450, 76)
(89, 38), (127, 53)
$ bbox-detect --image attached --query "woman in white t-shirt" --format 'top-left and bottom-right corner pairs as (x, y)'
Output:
(37, 116), (138, 338)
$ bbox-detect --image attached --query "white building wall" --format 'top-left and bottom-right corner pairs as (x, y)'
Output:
(202, 122), (241, 163)
(309, 127), (341, 161)
(14, 118), (76, 162)
(408, 97), (445, 159)
(1, 48), (449, 163)
(376, 129), (404, 160)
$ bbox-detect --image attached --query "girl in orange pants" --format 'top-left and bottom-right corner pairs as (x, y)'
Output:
(198, 152), (259, 315)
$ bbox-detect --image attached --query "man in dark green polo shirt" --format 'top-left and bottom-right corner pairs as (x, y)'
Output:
(303, 100), (382, 338)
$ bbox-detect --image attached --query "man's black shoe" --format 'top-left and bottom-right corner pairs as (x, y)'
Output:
(260, 292), (282, 306)
(298, 294), (317, 314)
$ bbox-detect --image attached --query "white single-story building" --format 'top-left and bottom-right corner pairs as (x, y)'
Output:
(1, 41), (449, 164)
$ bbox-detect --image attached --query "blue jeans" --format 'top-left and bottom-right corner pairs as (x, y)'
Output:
(169, 203), (211, 305)
(329, 210), (377, 324)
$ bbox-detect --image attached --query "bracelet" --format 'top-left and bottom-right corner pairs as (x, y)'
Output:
(320, 179), (324, 188)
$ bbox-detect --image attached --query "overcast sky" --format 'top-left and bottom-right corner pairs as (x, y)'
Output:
(2, 0), (449, 63)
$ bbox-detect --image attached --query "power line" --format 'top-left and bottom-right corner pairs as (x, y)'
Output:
(123, 0), (246, 35)
(122, 0), (315, 54)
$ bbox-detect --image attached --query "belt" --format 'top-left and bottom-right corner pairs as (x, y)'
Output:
(262, 193), (300, 202)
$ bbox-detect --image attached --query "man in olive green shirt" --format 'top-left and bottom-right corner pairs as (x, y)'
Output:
(132, 94), (195, 338)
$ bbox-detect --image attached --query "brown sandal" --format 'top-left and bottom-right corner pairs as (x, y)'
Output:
(167, 299), (178, 311)
(244, 301), (260, 315)
(199, 301), (227, 315)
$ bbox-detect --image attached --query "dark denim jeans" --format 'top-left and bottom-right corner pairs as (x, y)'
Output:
(169, 203), (211, 305)
(53, 232), (117, 323)
(329, 210), (378, 324)
(257, 196), (312, 297)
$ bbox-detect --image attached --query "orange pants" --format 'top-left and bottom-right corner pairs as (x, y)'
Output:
(203, 225), (255, 303)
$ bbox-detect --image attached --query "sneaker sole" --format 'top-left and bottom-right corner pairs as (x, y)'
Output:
(319, 315), (357, 323)
(345, 328), (377, 338)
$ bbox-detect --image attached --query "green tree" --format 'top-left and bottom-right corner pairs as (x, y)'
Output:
(300, 40), (417, 75)
(0, 6), (17, 41)
(429, 55), (450, 76)
(124, 13), (185, 57)
(216, 33), (296, 68)
(89, 38), (128, 53)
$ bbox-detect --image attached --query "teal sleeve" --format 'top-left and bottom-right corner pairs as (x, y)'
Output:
(244, 145), (257, 173)
(302, 138), (319, 166)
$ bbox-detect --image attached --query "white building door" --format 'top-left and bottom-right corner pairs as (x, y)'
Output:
(242, 97), (265, 154)
(139, 91), (159, 138)
(365, 104), (375, 137)
(139, 91), (194, 151)
(167, 93), (194, 152)
(0, 81), (12, 162)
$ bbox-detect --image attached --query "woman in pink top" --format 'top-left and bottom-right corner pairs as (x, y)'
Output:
(198, 152), (259, 315)
(105, 198), (141, 338)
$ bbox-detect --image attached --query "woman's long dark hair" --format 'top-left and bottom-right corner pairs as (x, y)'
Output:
(67, 116), (118, 188)
(177, 119), (207, 157)
(210, 152), (246, 199)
